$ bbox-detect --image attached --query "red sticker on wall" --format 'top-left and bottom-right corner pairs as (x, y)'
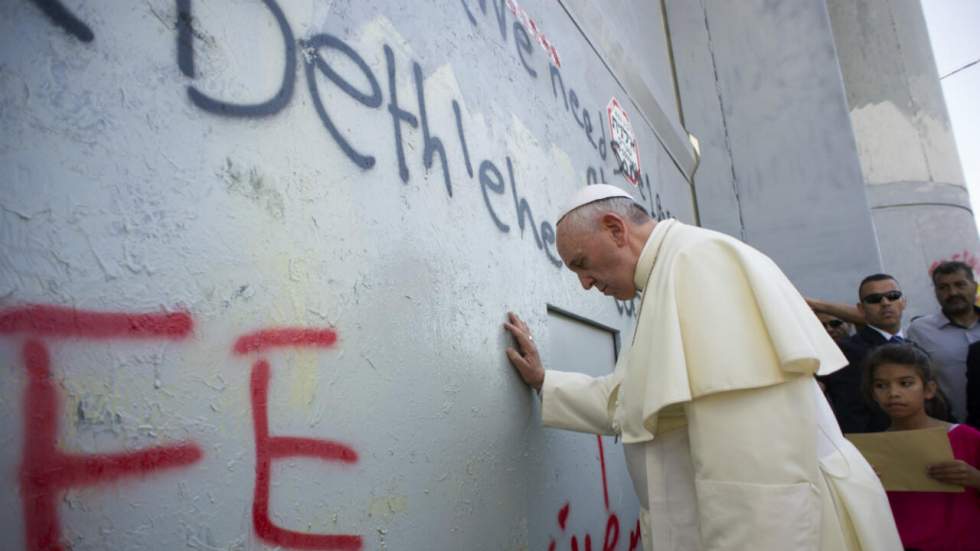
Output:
(607, 97), (640, 185)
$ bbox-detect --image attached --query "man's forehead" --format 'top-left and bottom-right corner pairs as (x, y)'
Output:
(555, 223), (591, 262)
(555, 230), (579, 259)
(935, 270), (972, 283)
(860, 278), (899, 296)
(555, 220), (581, 248)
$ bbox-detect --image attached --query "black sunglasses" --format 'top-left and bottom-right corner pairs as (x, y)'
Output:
(862, 290), (903, 304)
(822, 319), (844, 328)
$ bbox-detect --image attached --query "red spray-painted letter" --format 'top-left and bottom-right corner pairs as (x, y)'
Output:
(0, 305), (202, 551)
(234, 328), (361, 550)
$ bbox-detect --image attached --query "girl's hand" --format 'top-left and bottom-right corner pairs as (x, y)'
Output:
(927, 460), (980, 489)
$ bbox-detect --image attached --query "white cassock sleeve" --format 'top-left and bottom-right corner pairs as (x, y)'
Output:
(540, 370), (618, 436)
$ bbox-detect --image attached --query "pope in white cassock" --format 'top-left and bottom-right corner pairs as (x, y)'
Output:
(503, 184), (901, 551)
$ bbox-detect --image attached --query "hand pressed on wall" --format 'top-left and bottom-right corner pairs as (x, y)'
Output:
(503, 311), (544, 391)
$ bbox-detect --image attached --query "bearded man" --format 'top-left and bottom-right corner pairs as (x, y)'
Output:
(908, 261), (980, 422)
(503, 184), (899, 551)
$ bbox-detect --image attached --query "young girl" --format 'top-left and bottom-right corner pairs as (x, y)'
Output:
(864, 344), (980, 551)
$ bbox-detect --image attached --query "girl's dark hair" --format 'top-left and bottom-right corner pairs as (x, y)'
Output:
(862, 344), (953, 420)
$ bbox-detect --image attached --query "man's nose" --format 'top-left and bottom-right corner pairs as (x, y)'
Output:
(578, 274), (594, 290)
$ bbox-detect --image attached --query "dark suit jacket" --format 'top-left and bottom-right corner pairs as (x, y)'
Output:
(966, 341), (980, 429)
(819, 326), (891, 433)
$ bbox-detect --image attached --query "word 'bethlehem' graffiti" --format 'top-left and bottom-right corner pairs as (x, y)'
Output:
(176, 0), (674, 278)
(26, 1), (673, 311)
(1, 305), (360, 551)
(176, 0), (568, 268)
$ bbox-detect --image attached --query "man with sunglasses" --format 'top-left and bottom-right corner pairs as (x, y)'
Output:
(817, 313), (852, 343)
(821, 274), (905, 434)
(907, 261), (980, 423)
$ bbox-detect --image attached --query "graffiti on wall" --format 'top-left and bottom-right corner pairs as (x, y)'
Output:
(1, 305), (362, 551)
(546, 436), (642, 551)
(236, 328), (362, 550)
(176, 0), (565, 268)
(26, 0), (677, 316)
(4, 306), (201, 551)
(11, 2), (670, 544)
(502, 0), (561, 68)
(27, 0), (93, 42)
(928, 250), (978, 275)
(3, 305), (642, 550)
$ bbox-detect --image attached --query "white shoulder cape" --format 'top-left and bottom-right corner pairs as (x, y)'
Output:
(611, 220), (847, 443)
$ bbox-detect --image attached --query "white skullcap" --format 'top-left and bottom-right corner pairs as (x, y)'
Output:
(557, 184), (636, 224)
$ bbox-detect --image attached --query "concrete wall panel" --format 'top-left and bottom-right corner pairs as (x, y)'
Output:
(665, 0), (882, 301)
(662, 0), (743, 239)
(0, 0), (693, 549)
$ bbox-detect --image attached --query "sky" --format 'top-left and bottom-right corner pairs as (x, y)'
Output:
(922, 0), (980, 231)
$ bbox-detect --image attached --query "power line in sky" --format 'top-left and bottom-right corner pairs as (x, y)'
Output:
(941, 57), (980, 80)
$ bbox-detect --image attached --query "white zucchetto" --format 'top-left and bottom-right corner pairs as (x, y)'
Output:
(557, 184), (636, 224)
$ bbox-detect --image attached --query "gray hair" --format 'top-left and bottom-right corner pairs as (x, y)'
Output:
(558, 197), (651, 233)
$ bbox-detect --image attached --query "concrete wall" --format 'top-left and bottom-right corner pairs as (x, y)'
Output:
(0, 0), (690, 549)
(664, 0), (883, 302)
(3, 0), (967, 549)
(828, 0), (979, 317)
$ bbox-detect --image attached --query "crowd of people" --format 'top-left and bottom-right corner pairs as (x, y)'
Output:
(808, 261), (980, 550)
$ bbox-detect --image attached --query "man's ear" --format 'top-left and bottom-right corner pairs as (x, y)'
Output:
(599, 213), (627, 246)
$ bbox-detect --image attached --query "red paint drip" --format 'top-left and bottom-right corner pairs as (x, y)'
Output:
(0, 304), (192, 339)
(234, 328), (338, 355)
(628, 519), (642, 551)
(596, 436), (609, 511)
(19, 340), (202, 551)
(547, 435), (642, 551)
(602, 514), (620, 551)
(250, 359), (361, 550)
(558, 502), (570, 531)
(570, 534), (592, 551)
